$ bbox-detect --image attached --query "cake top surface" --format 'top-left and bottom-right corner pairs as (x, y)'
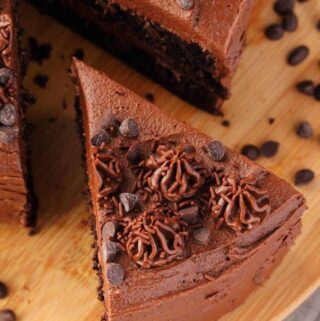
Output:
(100, 0), (253, 71)
(72, 59), (305, 315)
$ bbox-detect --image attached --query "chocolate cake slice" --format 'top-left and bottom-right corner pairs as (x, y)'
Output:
(31, 0), (253, 114)
(0, 1), (36, 228)
(71, 58), (307, 321)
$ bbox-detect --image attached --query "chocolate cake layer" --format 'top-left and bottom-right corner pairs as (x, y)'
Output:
(0, 1), (36, 228)
(31, 0), (253, 114)
(71, 59), (307, 321)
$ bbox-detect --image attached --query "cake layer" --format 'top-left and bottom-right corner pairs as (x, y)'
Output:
(0, 0), (36, 228)
(71, 59), (307, 321)
(31, 0), (253, 114)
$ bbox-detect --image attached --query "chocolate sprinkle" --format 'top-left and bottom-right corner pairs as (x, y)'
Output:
(265, 24), (284, 41)
(0, 104), (16, 126)
(0, 282), (8, 299)
(91, 130), (111, 147)
(296, 121), (313, 139)
(179, 206), (199, 224)
(119, 193), (138, 212)
(106, 263), (124, 286)
(260, 141), (279, 158)
(193, 227), (211, 246)
(241, 144), (260, 161)
(119, 118), (139, 138)
(207, 140), (225, 161)
(177, 0), (194, 10)
(0, 309), (16, 321)
(296, 80), (315, 96)
(295, 169), (315, 186)
(287, 46), (309, 66)
(102, 221), (119, 240)
(102, 240), (118, 263)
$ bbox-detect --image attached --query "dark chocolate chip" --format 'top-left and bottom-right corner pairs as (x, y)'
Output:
(314, 85), (320, 101)
(106, 263), (124, 286)
(119, 193), (138, 212)
(0, 128), (18, 144)
(73, 48), (85, 60)
(0, 104), (16, 126)
(282, 11), (298, 32)
(193, 227), (211, 246)
(296, 121), (313, 139)
(0, 68), (13, 86)
(0, 309), (16, 321)
(288, 46), (309, 66)
(102, 240), (118, 263)
(91, 130), (110, 147)
(260, 141), (280, 158)
(294, 169), (315, 186)
(0, 282), (8, 299)
(241, 145), (260, 161)
(265, 24), (284, 40)
(177, 0), (194, 10)
(102, 221), (119, 240)
(33, 73), (49, 88)
(207, 140), (225, 161)
(296, 80), (315, 96)
(274, 0), (295, 15)
(127, 142), (142, 164)
(119, 118), (139, 138)
(179, 206), (199, 224)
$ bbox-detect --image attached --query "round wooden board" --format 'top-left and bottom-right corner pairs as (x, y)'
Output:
(0, 1), (319, 320)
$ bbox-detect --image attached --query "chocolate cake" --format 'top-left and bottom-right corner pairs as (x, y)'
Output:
(71, 58), (307, 321)
(31, 0), (253, 114)
(0, 1), (36, 228)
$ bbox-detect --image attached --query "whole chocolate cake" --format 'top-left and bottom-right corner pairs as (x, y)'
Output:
(72, 58), (307, 321)
(30, 0), (253, 114)
(0, 0), (36, 228)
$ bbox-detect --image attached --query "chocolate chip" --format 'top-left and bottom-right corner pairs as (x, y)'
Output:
(0, 282), (8, 299)
(119, 193), (138, 212)
(0, 309), (16, 321)
(241, 145), (260, 161)
(179, 206), (199, 224)
(207, 140), (225, 161)
(102, 240), (118, 263)
(193, 227), (211, 246)
(127, 142), (142, 164)
(260, 141), (279, 158)
(0, 127), (17, 144)
(106, 263), (124, 286)
(282, 11), (298, 32)
(294, 169), (314, 186)
(274, 0), (295, 15)
(296, 121), (313, 139)
(119, 118), (139, 138)
(265, 24), (284, 40)
(102, 221), (119, 240)
(90, 130), (110, 147)
(0, 68), (13, 86)
(0, 104), (16, 126)
(314, 85), (320, 101)
(177, 0), (194, 10)
(288, 46), (309, 66)
(296, 80), (315, 96)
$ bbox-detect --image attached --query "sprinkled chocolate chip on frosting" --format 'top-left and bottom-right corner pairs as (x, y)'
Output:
(119, 117), (139, 138)
(179, 206), (199, 224)
(0, 104), (16, 126)
(207, 140), (225, 161)
(91, 130), (111, 147)
(102, 240), (119, 263)
(0, 309), (16, 321)
(126, 142), (142, 164)
(106, 263), (124, 286)
(177, 0), (194, 10)
(119, 193), (138, 212)
(102, 221), (119, 240)
(295, 169), (315, 186)
(193, 227), (211, 246)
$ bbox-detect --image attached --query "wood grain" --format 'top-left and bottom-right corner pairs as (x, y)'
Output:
(0, 1), (319, 320)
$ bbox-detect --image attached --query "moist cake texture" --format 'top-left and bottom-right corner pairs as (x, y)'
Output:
(72, 58), (307, 321)
(31, 0), (253, 114)
(0, 0), (36, 228)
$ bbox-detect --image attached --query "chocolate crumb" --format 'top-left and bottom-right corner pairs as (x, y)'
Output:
(28, 37), (52, 65)
(127, 142), (142, 164)
(193, 227), (211, 246)
(282, 11), (298, 32)
(274, 0), (295, 15)
(102, 240), (118, 263)
(316, 19), (320, 31)
(179, 206), (199, 224)
(119, 193), (138, 212)
(265, 24), (284, 40)
(62, 98), (67, 110)
(222, 120), (230, 127)
(34, 73), (49, 88)
(295, 169), (315, 186)
(0, 282), (8, 299)
(261, 141), (279, 158)
(268, 118), (275, 125)
(296, 121), (313, 139)
(48, 117), (56, 123)
(102, 221), (119, 240)
(241, 144), (260, 161)
(73, 48), (85, 60)
(91, 130), (111, 147)
(106, 263), (124, 286)
(314, 85), (320, 101)
(0, 309), (16, 321)
(177, 0), (194, 10)
(287, 46), (309, 66)
(296, 80), (315, 96)
(119, 118), (139, 138)
(207, 140), (225, 161)
(144, 93), (155, 103)
(0, 104), (16, 126)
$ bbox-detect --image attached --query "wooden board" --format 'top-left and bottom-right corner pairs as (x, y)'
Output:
(0, 1), (320, 320)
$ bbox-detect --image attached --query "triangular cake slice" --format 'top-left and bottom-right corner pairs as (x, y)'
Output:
(71, 58), (307, 321)
(0, 1), (36, 228)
